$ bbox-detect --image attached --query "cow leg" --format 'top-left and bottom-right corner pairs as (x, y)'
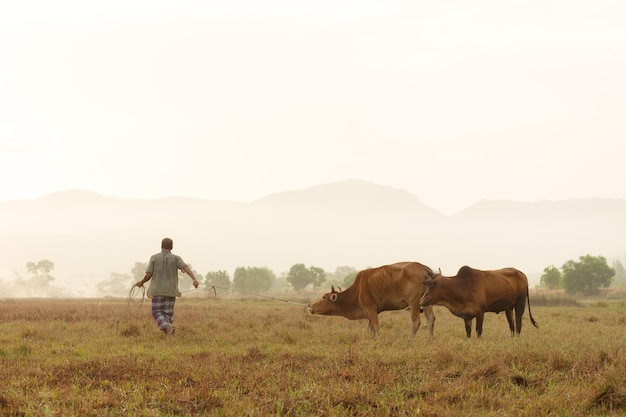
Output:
(515, 306), (524, 336)
(410, 305), (422, 338)
(475, 312), (485, 338)
(505, 309), (515, 337)
(464, 318), (472, 338)
(423, 305), (435, 339)
(410, 304), (435, 338)
(366, 308), (380, 335)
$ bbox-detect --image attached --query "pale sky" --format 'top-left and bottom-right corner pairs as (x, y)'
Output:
(1, 0), (624, 215)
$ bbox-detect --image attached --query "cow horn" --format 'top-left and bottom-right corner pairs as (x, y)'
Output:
(337, 286), (342, 292)
(331, 285), (336, 293)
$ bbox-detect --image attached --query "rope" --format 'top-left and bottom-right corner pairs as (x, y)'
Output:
(128, 285), (195, 304)
(127, 285), (145, 314)
(208, 285), (309, 306)
(127, 284), (308, 309)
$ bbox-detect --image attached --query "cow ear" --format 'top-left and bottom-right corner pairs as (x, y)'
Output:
(423, 279), (436, 288)
(330, 293), (338, 302)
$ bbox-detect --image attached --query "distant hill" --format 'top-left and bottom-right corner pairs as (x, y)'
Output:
(253, 180), (443, 217)
(0, 181), (624, 296)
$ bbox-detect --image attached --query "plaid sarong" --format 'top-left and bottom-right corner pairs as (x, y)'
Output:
(151, 296), (176, 330)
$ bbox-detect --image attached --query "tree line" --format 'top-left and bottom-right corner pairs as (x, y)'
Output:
(6, 253), (624, 298)
(96, 262), (358, 297)
(540, 254), (623, 294)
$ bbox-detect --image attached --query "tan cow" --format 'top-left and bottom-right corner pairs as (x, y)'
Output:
(420, 265), (538, 338)
(307, 262), (435, 338)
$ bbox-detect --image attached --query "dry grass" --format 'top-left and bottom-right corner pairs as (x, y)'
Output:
(1, 297), (625, 416)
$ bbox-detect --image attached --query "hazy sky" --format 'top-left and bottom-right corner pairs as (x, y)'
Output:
(1, 0), (624, 214)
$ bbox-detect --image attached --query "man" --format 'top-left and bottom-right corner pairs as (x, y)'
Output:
(135, 237), (199, 335)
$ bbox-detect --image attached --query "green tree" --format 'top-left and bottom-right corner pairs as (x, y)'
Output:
(331, 266), (357, 282)
(98, 262), (148, 296)
(233, 266), (275, 293)
(17, 259), (56, 296)
(341, 272), (358, 289)
(206, 270), (231, 289)
(26, 259), (54, 285)
(540, 265), (562, 289)
(324, 265), (358, 289)
(562, 254), (615, 295)
(286, 263), (308, 292)
(286, 263), (327, 292)
(309, 266), (326, 289)
(178, 264), (201, 292)
(25, 259), (55, 287)
(97, 272), (131, 296)
(612, 260), (626, 288)
(131, 262), (147, 282)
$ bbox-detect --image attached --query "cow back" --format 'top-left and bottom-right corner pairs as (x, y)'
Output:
(469, 267), (529, 310)
(357, 262), (430, 311)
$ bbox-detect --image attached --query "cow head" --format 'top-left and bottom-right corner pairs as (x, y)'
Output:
(307, 285), (343, 315)
(420, 269), (440, 306)
(423, 278), (437, 288)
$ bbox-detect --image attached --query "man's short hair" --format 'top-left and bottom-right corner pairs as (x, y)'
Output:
(161, 238), (173, 250)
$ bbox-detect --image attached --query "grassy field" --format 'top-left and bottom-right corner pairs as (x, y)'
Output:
(1, 295), (625, 417)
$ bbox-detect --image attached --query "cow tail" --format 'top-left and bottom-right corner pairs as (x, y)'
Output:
(527, 287), (539, 329)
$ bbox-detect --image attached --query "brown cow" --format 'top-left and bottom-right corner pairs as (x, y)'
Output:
(307, 262), (435, 338)
(419, 265), (538, 338)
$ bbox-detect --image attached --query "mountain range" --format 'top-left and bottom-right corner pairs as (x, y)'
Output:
(1, 179), (624, 296)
